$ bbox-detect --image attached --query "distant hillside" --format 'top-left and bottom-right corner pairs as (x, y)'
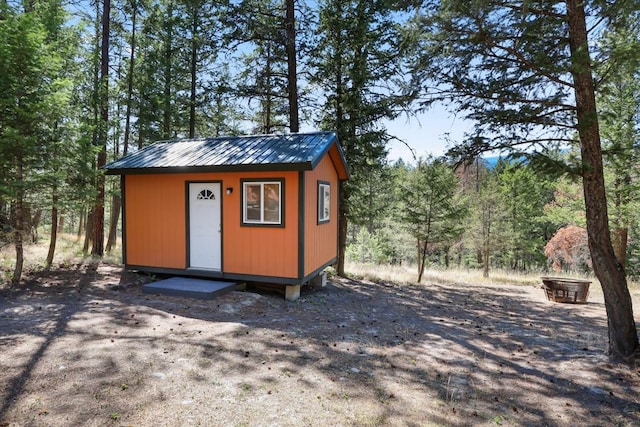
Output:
(484, 156), (500, 169)
(483, 154), (529, 169)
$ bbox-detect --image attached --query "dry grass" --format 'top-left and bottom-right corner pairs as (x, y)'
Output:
(0, 233), (122, 283)
(345, 261), (585, 286)
(345, 261), (640, 302)
(3, 234), (640, 299)
(2, 242), (640, 425)
(2, 262), (640, 426)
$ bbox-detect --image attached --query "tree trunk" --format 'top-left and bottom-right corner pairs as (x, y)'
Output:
(336, 180), (348, 276)
(416, 238), (422, 280)
(12, 158), (24, 285)
(611, 173), (630, 267)
(163, 0), (173, 139)
(83, 209), (93, 253)
(417, 239), (428, 283)
(189, 1), (198, 138)
(92, 137), (106, 257)
(334, 20), (347, 276)
(566, 0), (638, 359)
(123, 0), (138, 156)
(58, 210), (65, 234)
(105, 193), (121, 252)
(77, 208), (84, 240)
(482, 248), (489, 278)
(612, 227), (628, 267)
(285, 0), (299, 133)
(444, 246), (450, 269)
(264, 45), (273, 133)
(22, 203), (31, 240)
(46, 189), (58, 270)
(30, 208), (41, 243)
(92, 0), (110, 256)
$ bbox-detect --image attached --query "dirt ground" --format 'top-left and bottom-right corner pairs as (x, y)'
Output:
(1, 263), (639, 427)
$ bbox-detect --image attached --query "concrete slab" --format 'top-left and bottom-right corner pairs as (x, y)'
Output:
(143, 277), (240, 300)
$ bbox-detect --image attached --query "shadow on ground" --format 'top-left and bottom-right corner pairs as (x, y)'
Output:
(1, 263), (639, 426)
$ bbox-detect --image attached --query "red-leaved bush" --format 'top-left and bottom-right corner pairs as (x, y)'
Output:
(544, 225), (591, 272)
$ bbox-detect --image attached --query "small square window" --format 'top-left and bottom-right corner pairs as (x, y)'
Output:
(242, 180), (283, 226)
(318, 181), (330, 223)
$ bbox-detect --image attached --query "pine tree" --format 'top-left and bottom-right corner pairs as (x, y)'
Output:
(494, 160), (556, 271)
(408, 0), (639, 359)
(311, 0), (409, 275)
(224, 0), (290, 133)
(0, 1), (70, 282)
(468, 169), (509, 277)
(598, 21), (640, 268)
(399, 157), (468, 282)
(91, 0), (111, 257)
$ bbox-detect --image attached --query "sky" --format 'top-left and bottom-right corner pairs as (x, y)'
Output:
(384, 104), (473, 163)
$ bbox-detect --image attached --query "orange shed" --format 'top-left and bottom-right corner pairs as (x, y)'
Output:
(104, 132), (349, 298)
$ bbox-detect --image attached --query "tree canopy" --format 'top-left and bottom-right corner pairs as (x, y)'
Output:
(406, 0), (639, 359)
(1, 0), (639, 361)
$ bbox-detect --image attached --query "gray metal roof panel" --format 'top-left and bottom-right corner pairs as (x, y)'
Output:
(104, 131), (343, 173)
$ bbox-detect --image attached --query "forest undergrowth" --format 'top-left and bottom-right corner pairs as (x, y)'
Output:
(3, 234), (640, 426)
(5, 233), (640, 299)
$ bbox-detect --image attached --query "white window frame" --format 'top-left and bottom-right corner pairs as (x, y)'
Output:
(242, 180), (283, 226)
(318, 181), (330, 224)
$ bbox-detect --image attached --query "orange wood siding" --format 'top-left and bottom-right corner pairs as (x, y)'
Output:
(125, 170), (317, 279)
(124, 174), (187, 268)
(222, 171), (299, 278)
(304, 154), (339, 275)
(328, 144), (349, 180)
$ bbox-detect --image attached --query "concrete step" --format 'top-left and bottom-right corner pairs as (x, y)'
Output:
(143, 277), (242, 300)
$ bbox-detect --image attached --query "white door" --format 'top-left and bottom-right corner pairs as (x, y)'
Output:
(188, 183), (221, 270)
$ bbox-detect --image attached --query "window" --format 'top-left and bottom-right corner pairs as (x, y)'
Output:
(242, 180), (283, 226)
(318, 181), (330, 223)
(197, 189), (216, 200)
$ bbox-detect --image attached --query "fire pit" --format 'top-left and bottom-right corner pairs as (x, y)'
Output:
(541, 276), (591, 304)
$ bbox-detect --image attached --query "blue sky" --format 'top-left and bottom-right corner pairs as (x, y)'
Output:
(385, 105), (472, 163)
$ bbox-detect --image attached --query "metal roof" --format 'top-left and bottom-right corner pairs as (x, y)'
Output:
(104, 131), (349, 179)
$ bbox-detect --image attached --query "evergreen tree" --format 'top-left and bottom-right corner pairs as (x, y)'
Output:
(311, 0), (409, 275)
(399, 157), (468, 282)
(39, 0), (84, 267)
(220, 0), (305, 133)
(182, 0), (220, 137)
(91, 0), (111, 256)
(546, 180), (585, 224)
(467, 169), (508, 277)
(407, 0), (639, 359)
(598, 21), (640, 268)
(0, 1), (71, 282)
(349, 160), (395, 234)
(284, 0), (299, 132)
(136, 0), (191, 141)
(494, 160), (556, 271)
(224, 0), (290, 133)
(119, 0), (146, 155)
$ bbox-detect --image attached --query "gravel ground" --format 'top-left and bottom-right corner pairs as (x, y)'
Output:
(1, 263), (639, 426)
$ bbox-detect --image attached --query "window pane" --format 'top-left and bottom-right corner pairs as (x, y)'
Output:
(245, 184), (262, 221)
(263, 183), (280, 222)
(319, 183), (330, 222)
(322, 185), (330, 220)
